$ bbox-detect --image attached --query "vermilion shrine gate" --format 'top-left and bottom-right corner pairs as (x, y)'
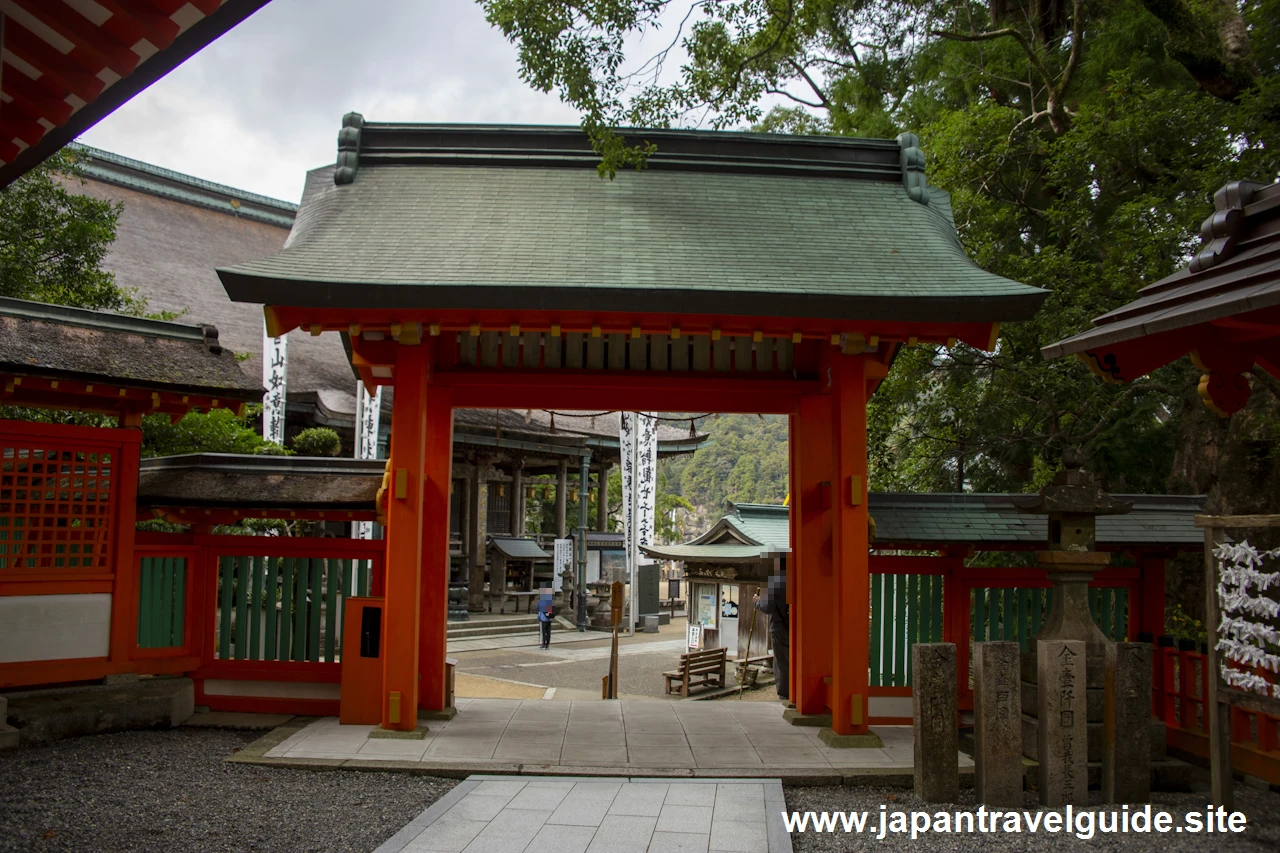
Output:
(216, 119), (1046, 737)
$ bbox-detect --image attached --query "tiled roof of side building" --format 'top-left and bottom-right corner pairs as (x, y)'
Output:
(71, 144), (299, 228)
(0, 297), (261, 401)
(218, 121), (1046, 322)
(655, 494), (1207, 559)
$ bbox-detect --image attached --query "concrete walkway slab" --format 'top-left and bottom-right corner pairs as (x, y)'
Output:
(245, 699), (973, 784)
(373, 777), (792, 853)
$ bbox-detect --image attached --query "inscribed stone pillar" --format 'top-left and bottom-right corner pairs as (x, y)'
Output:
(555, 460), (568, 538)
(974, 641), (1023, 807)
(912, 643), (959, 803)
(1037, 639), (1087, 807)
(467, 459), (488, 611)
(1104, 641), (1153, 803)
(596, 462), (610, 532)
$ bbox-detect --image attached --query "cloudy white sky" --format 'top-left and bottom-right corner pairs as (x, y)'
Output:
(78, 0), (590, 203)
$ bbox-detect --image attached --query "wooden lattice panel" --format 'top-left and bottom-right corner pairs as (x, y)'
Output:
(0, 441), (117, 572)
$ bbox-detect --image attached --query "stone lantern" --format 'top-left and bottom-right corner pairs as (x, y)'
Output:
(1013, 448), (1132, 656)
(1012, 449), (1134, 805)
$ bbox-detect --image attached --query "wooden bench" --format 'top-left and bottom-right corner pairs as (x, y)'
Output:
(664, 648), (728, 696)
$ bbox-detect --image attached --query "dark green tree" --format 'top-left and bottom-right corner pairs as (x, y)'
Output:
(0, 150), (130, 310)
(481, 0), (1280, 497)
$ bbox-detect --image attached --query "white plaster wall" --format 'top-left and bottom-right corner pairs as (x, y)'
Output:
(0, 594), (112, 663)
(869, 696), (913, 719)
(202, 679), (340, 700)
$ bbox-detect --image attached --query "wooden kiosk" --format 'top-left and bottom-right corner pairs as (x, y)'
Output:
(216, 120), (1046, 739)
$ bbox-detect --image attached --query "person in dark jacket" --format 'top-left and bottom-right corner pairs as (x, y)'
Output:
(752, 564), (789, 700)
(536, 588), (554, 649)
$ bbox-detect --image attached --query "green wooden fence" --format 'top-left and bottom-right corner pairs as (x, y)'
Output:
(870, 573), (945, 687)
(137, 556), (186, 648)
(869, 578), (1132, 688)
(970, 586), (1129, 650)
(214, 555), (374, 662)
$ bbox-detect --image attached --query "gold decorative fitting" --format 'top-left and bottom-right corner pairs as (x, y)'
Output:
(908, 336), (918, 346)
(86, 385), (94, 393)
(711, 329), (721, 341)
(118, 388), (126, 397)
(390, 322), (403, 339)
(752, 331), (762, 343)
(180, 395), (188, 403)
(631, 326), (641, 339)
(49, 380), (58, 389)
(868, 335), (879, 347)
(671, 327), (681, 339)
(591, 325), (602, 338)
(830, 333), (841, 345)
(310, 324), (322, 336)
(497, 484), (505, 498)
(946, 337), (957, 348)
(429, 323), (441, 336)
(470, 323), (481, 337)
(510, 324), (520, 336)
(792, 332), (802, 344)
(551, 324), (561, 337)
(349, 324), (361, 336)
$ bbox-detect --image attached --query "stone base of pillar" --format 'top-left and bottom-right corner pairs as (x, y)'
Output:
(418, 707), (458, 722)
(369, 724), (430, 740)
(817, 728), (884, 748)
(783, 709), (832, 728)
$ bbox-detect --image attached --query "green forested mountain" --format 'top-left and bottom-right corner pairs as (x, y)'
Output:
(663, 414), (789, 535)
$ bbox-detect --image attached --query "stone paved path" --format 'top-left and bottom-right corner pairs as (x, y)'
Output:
(263, 698), (974, 776)
(373, 776), (790, 853)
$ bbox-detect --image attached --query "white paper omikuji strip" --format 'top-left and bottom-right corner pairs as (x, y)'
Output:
(1214, 538), (1280, 698)
(1222, 667), (1277, 696)
(1215, 637), (1280, 672)
(1219, 615), (1280, 646)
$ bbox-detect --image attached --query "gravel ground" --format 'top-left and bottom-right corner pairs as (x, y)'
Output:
(784, 784), (1280, 852)
(0, 728), (454, 853)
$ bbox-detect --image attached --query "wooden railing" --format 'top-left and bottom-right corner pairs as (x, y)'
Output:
(1156, 642), (1280, 784)
(866, 554), (1145, 722)
(134, 531), (384, 715)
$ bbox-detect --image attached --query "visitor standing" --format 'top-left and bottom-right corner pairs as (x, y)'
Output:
(537, 587), (554, 649)
(752, 563), (789, 700)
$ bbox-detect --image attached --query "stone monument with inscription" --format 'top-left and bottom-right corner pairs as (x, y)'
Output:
(974, 641), (1023, 806)
(1104, 641), (1153, 803)
(1037, 639), (1088, 806)
(912, 643), (959, 803)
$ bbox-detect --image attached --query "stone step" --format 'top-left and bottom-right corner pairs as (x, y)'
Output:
(446, 621), (559, 640)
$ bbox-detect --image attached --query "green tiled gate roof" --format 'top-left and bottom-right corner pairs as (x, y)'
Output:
(218, 121), (1045, 322)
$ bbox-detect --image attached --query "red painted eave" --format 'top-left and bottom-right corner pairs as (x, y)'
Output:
(0, 0), (272, 187)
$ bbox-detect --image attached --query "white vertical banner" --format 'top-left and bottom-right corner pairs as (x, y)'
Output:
(553, 538), (573, 592)
(619, 411), (636, 577)
(262, 322), (288, 445)
(619, 411), (658, 631)
(353, 380), (384, 541)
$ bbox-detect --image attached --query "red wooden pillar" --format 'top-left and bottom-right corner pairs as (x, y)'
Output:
(418, 379), (454, 711)
(1139, 554), (1166, 639)
(790, 390), (835, 716)
(831, 352), (871, 736)
(109, 425), (142, 668)
(382, 342), (430, 730)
